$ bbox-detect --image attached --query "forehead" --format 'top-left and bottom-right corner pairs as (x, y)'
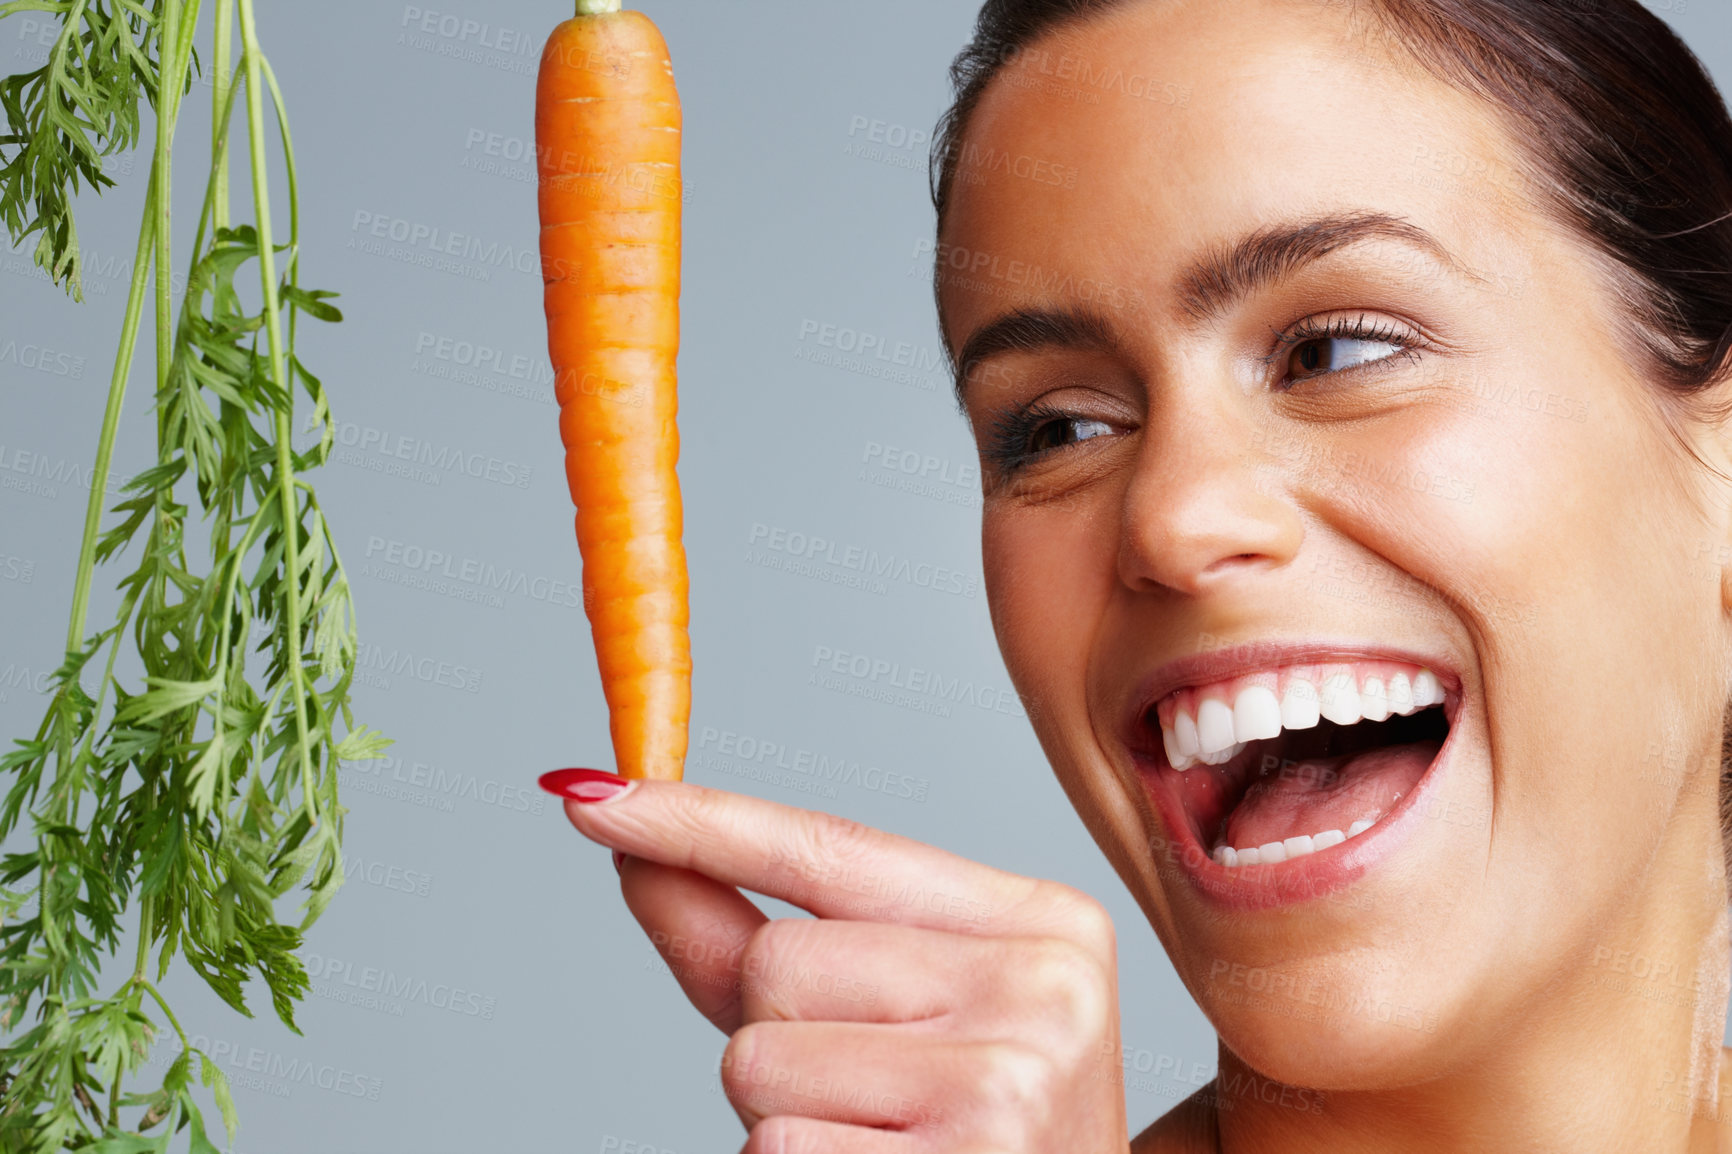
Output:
(938, 0), (1541, 338)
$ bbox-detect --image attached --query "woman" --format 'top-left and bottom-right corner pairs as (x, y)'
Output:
(540, 0), (1732, 1149)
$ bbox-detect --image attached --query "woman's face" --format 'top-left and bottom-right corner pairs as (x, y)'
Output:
(942, 0), (1732, 1086)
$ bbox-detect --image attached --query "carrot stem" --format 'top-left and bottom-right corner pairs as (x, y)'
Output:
(238, 0), (319, 824)
(63, 186), (154, 653)
(64, 0), (200, 662)
(213, 0), (234, 229)
(576, 0), (621, 14)
(154, 0), (181, 427)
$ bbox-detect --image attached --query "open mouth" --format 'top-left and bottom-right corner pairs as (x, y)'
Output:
(1134, 660), (1452, 868)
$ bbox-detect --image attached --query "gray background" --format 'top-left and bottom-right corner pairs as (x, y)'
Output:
(0, 1), (1725, 1151)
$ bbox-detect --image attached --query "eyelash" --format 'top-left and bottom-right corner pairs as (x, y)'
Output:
(1263, 312), (1424, 386)
(981, 314), (1425, 475)
(983, 399), (1094, 474)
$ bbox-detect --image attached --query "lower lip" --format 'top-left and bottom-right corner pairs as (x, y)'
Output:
(1133, 692), (1465, 912)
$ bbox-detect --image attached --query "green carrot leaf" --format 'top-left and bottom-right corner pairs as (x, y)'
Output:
(0, 2), (161, 300)
(1, 2), (376, 1147)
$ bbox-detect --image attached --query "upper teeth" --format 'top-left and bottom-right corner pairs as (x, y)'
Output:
(1158, 663), (1444, 771)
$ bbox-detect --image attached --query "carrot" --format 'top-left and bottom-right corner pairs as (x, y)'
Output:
(536, 0), (689, 781)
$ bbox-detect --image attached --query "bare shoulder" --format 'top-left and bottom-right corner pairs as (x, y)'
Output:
(1142, 1055), (1732, 1149)
(1131, 1082), (1221, 1154)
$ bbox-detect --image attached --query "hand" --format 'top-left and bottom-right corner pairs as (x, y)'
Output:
(548, 773), (1130, 1153)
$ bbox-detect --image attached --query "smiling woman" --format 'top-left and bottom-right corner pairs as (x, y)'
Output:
(938, 0), (1732, 1147)
(546, 0), (1732, 1151)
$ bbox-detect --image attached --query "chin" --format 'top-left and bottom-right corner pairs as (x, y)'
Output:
(1201, 950), (1475, 1093)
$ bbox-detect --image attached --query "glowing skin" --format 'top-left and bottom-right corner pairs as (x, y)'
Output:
(554, 1), (1732, 1150)
(942, 1), (1732, 1151)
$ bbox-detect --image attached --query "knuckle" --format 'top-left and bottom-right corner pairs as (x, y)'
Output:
(666, 785), (732, 867)
(1009, 879), (1116, 954)
(617, 782), (731, 872)
(738, 919), (813, 1017)
(973, 1040), (1057, 1122)
(743, 916), (808, 967)
(798, 809), (875, 871)
(1015, 937), (1112, 1045)
(1051, 885), (1116, 954)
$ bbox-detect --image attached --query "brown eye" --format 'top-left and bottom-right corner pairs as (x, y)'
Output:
(1028, 416), (1113, 455)
(1287, 336), (1407, 381)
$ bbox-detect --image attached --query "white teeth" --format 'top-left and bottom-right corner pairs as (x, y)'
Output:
(1174, 709), (1201, 758)
(1166, 707), (1201, 772)
(1233, 685), (1283, 743)
(1175, 740), (1245, 770)
(1359, 677), (1389, 722)
(1318, 672), (1362, 726)
(1164, 708), (1202, 771)
(1387, 673), (1415, 715)
(1279, 678), (1321, 730)
(1209, 819), (1378, 869)
(1154, 663), (1448, 776)
(1197, 741), (1245, 766)
(1162, 722), (1185, 770)
(1177, 661), (1436, 871)
(1196, 697), (1238, 755)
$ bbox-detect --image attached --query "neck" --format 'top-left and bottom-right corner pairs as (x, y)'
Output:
(1214, 812), (1731, 1154)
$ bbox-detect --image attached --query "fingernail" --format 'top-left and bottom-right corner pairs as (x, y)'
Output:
(539, 767), (634, 804)
(612, 849), (628, 875)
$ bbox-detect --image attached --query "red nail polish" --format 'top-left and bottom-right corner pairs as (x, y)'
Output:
(612, 849), (628, 875)
(539, 767), (632, 804)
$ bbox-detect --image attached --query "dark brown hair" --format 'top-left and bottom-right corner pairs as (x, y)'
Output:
(928, 0), (1732, 877)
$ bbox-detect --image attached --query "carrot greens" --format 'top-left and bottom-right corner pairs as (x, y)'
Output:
(0, 1), (382, 1149)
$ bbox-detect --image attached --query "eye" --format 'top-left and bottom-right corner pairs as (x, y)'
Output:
(1272, 314), (1422, 385)
(1027, 415), (1114, 454)
(1288, 336), (1403, 378)
(981, 400), (1121, 475)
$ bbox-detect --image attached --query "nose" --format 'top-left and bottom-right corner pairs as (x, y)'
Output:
(1117, 403), (1304, 597)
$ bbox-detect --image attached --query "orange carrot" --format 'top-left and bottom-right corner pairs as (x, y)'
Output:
(536, 0), (688, 781)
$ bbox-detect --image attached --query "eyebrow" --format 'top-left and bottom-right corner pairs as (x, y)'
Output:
(1179, 212), (1457, 323)
(951, 211), (1461, 401)
(954, 306), (1119, 396)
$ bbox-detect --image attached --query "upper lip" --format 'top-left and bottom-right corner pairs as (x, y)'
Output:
(1122, 638), (1462, 751)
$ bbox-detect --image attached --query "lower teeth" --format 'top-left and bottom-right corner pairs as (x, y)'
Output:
(1211, 815), (1379, 868)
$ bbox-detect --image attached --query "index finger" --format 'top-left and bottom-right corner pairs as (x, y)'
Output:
(547, 773), (1081, 940)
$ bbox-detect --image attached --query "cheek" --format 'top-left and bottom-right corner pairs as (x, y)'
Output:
(982, 499), (1117, 709)
(1290, 357), (1661, 634)
(1310, 364), (1713, 835)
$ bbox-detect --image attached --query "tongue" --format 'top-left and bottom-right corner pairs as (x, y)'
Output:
(1219, 740), (1439, 851)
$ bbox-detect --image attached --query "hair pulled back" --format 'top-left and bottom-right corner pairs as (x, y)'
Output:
(929, 0), (1732, 881)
